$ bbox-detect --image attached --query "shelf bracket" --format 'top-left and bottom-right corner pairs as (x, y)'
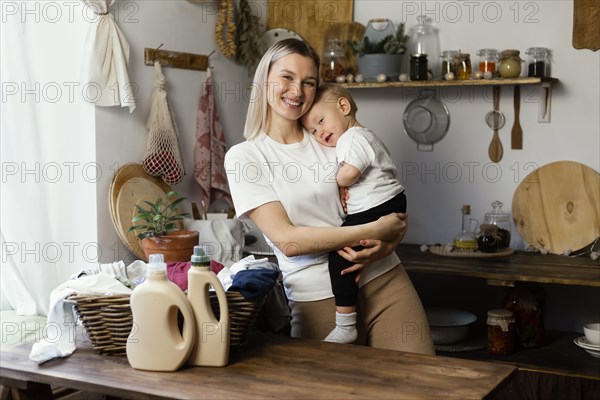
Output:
(538, 81), (552, 123)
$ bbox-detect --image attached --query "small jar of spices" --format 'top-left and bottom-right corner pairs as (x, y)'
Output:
(440, 50), (458, 79)
(477, 49), (499, 75)
(452, 52), (472, 80)
(487, 309), (516, 355)
(498, 49), (523, 78)
(410, 54), (429, 81)
(525, 47), (550, 78)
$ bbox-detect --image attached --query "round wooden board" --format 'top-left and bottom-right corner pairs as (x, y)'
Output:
(512, 161), (600, 255)
(109, 164), (172, 260)
(115, 179), (169, 261)
(429, 245), (514, 258)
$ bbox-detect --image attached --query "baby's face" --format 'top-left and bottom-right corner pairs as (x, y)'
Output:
(301, 98), (346, 147)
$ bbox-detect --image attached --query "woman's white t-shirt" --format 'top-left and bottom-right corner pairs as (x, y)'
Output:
(224, 131), (399, 302)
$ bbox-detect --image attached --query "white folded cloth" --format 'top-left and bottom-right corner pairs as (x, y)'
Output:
(29, 272), (132, 364)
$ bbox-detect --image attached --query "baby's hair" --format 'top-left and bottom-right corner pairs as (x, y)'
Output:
(314, 82), (358, 116)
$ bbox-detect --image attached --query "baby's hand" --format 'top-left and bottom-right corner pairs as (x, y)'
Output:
(338, 186), (349, 214)
(375, 213), (407, 242)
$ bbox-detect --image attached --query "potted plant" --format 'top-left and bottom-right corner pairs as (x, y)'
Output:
(348, 19), (409, 81)
(128, 191), (199, 262)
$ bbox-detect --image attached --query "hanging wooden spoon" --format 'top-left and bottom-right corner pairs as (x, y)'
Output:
(511, 85), (523, 149)
(488, 86), (504, 162)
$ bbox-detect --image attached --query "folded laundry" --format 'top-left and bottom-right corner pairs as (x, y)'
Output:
(228, 269), (280, 301)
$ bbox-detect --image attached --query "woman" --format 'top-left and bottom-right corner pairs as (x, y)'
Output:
(224, 39), (434, 354)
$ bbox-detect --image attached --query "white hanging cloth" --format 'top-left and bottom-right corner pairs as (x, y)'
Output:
(81, 0), (135, 112)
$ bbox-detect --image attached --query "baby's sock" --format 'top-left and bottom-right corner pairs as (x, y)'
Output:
(324, 312), (357, 344)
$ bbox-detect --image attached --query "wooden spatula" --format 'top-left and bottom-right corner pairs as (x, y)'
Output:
(511, 85), (523, 149)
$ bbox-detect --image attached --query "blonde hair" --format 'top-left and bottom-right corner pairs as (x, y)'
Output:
(313, 82), (358, 116)
(243, 39), (320, 140)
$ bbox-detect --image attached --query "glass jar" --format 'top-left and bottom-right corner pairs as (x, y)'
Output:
(452, 52), (472, 80)
(504, 286), (545, 348)
(498, 49), (523, 78)
(487, 309), (516, 355)
(408, 16), (440, 79)
(410, 54), (429, 81)
(525, 47), (550, 78)
(321, 37), (347, 82)
(477, 49), (498, 75)
(478, 201), (511, 252)
(440, 50), (458, 79)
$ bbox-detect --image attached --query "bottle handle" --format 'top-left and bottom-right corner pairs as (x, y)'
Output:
(470, 218), (480, 235)
(175, 300), (196, 350)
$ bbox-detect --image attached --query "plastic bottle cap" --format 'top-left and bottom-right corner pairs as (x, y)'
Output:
(191, 245), (210, 264)
(146, 253), (166, 274)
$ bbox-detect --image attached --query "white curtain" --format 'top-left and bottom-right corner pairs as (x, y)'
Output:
(1, 2), (97, 315)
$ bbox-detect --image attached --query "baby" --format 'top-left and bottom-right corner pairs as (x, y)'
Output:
(301, 82), (407, 344)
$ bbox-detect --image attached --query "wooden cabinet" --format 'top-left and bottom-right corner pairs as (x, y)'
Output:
(398, 243), (600, 397)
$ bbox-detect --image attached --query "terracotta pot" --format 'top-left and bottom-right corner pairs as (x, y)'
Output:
(141, 230), (199, 262)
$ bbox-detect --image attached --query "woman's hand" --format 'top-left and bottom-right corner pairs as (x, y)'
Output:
(337, 213), (408, 281)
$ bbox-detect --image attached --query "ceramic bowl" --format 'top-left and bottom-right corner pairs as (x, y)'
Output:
(426, 308), (477, 344)
(584, 323), (600, 346)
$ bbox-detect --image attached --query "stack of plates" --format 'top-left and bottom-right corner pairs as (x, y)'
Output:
(109, 164), (173, 261)
(574, 336), (600, 358)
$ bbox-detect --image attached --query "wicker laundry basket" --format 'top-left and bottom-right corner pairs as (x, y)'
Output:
(68, 291), (265, 356)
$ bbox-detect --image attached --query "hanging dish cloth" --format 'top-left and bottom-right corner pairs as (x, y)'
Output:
(194, 68), (231, 206)
(81, 0), (136, 113)
(142, 62), (185, 185)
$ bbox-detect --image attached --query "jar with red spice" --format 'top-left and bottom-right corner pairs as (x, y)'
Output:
(487, 309), (516, 355)
(477, 49), (498, 76)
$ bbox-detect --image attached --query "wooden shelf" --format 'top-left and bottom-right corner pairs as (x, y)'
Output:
(397, 244), (600, 287)
(445, 331), (600, 381)
(342, 77), (558, 89)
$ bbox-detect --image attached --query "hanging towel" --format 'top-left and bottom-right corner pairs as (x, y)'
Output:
(194, 69), (231, 207)
(81, 0), (135, 113)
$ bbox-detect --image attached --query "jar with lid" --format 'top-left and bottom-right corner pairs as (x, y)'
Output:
(408, 16), (440, 79)
(477, 49), (498, 75)
(487, 309), (516, 355)
(410, 54), (428, 81)
(503, 285), (545, 348)
(440, 50), (458, 79)
(525, 47), (550, 77)
(452, 52), (472, 80)
(498, 49), (523, 78)
(321, 37), (347, 82)
(477, 200), (511, 252)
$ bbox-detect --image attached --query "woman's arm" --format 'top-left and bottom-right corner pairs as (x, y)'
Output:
(247, 201), (405, 257)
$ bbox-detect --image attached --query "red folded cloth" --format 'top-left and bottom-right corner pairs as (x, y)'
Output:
(166, 260), (225, 292)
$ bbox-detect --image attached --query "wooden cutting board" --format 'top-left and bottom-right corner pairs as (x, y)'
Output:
(267, 0), (354, 57)
(512, 161), (600, 255)
(573, 0), (600, 51)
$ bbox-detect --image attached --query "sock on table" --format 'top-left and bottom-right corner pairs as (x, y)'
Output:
(324, 312), (357, 344)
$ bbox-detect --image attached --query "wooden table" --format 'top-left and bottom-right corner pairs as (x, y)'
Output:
(1, 332), (515, 400)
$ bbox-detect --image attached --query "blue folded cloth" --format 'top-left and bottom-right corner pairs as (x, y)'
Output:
(228, 269), (279, 301)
